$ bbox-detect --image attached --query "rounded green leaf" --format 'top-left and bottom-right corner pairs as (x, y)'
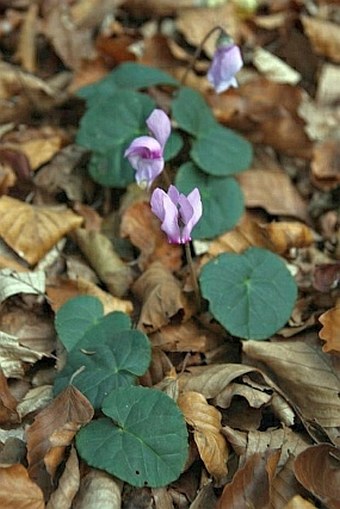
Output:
(176, 162), (244, 239)
(199, 247), (297, 340)
(55, 296), (103, 352)
(54, 328), (151, 409)
(164, 131), (183, 161)
(172, 87), (215, 136)
(76, 90), (155, 187)
(76, 386), (188, 487)
(191, 123), (253, 176)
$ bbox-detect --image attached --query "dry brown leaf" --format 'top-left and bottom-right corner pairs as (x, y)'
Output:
(215, 382), (272, 410)
(0, 196), (83, 265)
(302, 16), (340, 63)
(253, 47), (301, 85)
(264, 222), (314, 255)
(120, 200), (182, 271)
(317, 64), (340, 106)
(0, 368), (19, 424)
(319, 306), (340, 354)
(73, 469), (122, 509)
(216, 450), (280, 509)
(311, 140), (340, 191)
(294, 444), (340, 509)
(298, 93), (340, 142)
(74, 229), (133, 297)
(272, 456), (312, 509)
(178, 391), (228, 479)
(149, 319), (224, 353)
(207, 80), (312, 159)
(17, 385), (53, 420)
(27, 385), (94, 496)
(46, 446), (80, 509)
(238, 167), (308, 221)
(242, 333), (340, 427)
(283, 495), (317, 509)
(4, 134), (63, 171)
(0, 159), (16, 194)
(125, 0), (204, 16)
(133, 262), (192, 333)
(46, 276), (133, 315)
(0, 463), (44, 509)
(14, 2), (38, 73)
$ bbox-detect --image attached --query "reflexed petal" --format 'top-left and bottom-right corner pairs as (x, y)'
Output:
(180, 188), (202, 242)
(150, 188), (167, 221)
(167, 184), (180, 205)
(134, 157), (164, 187)
(124, 136), (162, 163)
(151, 188), (181, 243)
(146, 109), (171, 149)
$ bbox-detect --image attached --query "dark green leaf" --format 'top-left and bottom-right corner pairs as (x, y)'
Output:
(176, 162), (244, 239)
(76, 386), (188, 487)
(191, 123), (253, 176)
(199, 247), (297, 340)
(164, 131), (183, 161)
(172, 87), (215, 136)
(54, 328), (151, 409)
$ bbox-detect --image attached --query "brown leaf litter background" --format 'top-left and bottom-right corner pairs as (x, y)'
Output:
(0, 0), (339, 508)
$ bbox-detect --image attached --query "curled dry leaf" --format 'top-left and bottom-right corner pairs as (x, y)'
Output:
(178, 391), (228, 480)
(73, 469), (121, 509)
(0, 368), (19, 424)
(0, 464), (44, 509)
(27, 385), (94, 496)
(74, 229), (134, 297)
(46, 446), (80, 509)
(242, 333), (340, 428)
(149, 319), (224, 353)
(216, 450), (280, 509)
(46, 276), (133, 315)
(215, 382), (272, 410)
(120, 200), (182, 271)
(301, 16), (340, 63)
(133, 262), (192, 333)
(294, 444), (340, 509)
(0, 330), (48, 378)
(319, 306), (340, 355)
(0, 196), (83, 265)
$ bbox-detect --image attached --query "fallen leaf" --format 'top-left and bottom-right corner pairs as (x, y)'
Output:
(311, 140), (340, 191)
(253, 47), (301, 85)
(216, 450), (280, 509)
(46, 446), (80, 509)
(73, 469), (122, 509)
(46, 276), (133, 315)
(0, 463), (44, 509)
(314, 263), (340, 293)
(0, 368), (19, 424)
(149, 319), (224, 352)
(132, 262), (192, 333)
(120, 200), (182, 271)
(284, 495), (317, 509)
(272, 456), (312, 509)
(74, 229), (133, 297)
(319, 306), (340, 354)
(264, 222), (314, 255)
(14, 2), (38, 73)
(0, 269), (45, 302)
(0, 196), (83, 265)
(17, 385), (53, 420)
(242, 333), (340, 427)
(27, 385), (94, 496)
(0, 330), (48, 378)
(294, 444), (340, 509)
(178, 391), (228, 479)
(301, 16), (340, 63)
(215, 382), (272, 410)
(317, 64), (340, 106)
(298, 93), (340, 142)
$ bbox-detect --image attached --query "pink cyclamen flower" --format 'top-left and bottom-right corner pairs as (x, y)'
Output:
(124, 109), (171, 188)
(207, 43), (243, 94)
(150, 185), (203, 244)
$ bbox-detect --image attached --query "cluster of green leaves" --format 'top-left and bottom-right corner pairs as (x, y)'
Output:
(54, 295), (188, 487)
(76, 62), (252, 239)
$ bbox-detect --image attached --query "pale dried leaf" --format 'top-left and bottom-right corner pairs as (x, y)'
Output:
(178, 391), (228, 479)
(14, 3), (38, 73)
(317, 64), (340, 106)
(46, 447), (80, 509)
(17, 385), (53, 419)
(284, 496), (317, 509)
(298, 94), (340, 142)
(271, 456), (311, 509)
(302, 16), (340, 63)
(0, 464), (44, 509)
(0, 196), (83, 265)
(73, 469), (121, 509)
(253, 47), (301, 85)
(0, 330), (47, 378)
(215, 382), (272, 409)
(0, 269), (45, 303)
(311, 140), (340, 191)
(319, 306), (340, 354)
(242, 334), (340, 427)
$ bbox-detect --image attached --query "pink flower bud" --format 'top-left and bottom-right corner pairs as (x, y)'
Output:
(207, 43), (243, 94)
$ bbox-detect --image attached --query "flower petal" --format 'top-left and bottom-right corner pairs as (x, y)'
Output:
(134, 157), (164, 187)
(124, 136), (162, 163)
(207, 44), (243, 94)
(167, 184), (180, 206)
(180, 188), (202, 242)
(146, 109), (171, 149)
(151, 187), (181, 243)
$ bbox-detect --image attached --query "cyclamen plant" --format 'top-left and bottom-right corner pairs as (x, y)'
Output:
(124, 109), (171, 188)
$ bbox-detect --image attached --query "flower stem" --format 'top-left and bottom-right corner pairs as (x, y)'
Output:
(181, 25), (224, 86)
(184, 242), (201, 310)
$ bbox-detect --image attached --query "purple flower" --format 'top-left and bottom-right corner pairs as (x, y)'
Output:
(207, 43), (243, 94)
(124, 109), (171, 188)
(150, 185), (203, 244)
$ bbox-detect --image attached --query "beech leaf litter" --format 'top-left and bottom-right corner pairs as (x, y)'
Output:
(0, 1), (339, 508)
